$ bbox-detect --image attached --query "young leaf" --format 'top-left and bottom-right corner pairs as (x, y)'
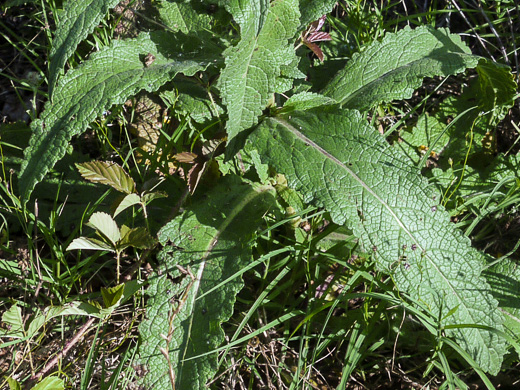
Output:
(76, 161), (136, 194)
(321, 26), (480, 110)
(48, 0), (122, 98)
(137, 177), (275, 389)
(19, 31), (219, 201)
(113, 193), (141, 217)
(248, 107), (506, 374)
(218, 0), (300, 150)
(118, 225), (156, 251)
(0, 304), (24, 338)
(88, 212), (120, 246)
(66, 237), (115, 252)
(30, 376), (65, 390)
(101, 284), (125, 308)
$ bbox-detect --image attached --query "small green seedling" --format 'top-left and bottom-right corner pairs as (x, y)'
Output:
(67, 211), (155, 283)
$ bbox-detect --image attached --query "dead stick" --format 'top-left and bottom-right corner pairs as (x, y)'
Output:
(30, 316), (97, 382)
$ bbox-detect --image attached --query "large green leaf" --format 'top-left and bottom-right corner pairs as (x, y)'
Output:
(19, 31), (219, 201)
(156, 0), (212, 34)
(321, 26), (480, 110)
(298, 0), (336, 28)
(218, 0), (300, 149)
(48, 0), (121, 98)
(137, 177), (275, 389)
(248, 107), (506, 374)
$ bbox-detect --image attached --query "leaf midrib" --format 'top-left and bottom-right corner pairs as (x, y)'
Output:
(272, 116), (483, 328)
(177, 184), (273, 383)
(338, 53), (475, 107)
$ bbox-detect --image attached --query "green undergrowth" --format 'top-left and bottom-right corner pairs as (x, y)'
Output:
(1, 1), (520, 389)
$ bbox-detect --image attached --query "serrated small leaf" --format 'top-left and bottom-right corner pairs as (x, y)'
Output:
(138, 177), (275, 389)
(88, 212), (120, 246)
(187, 161), (206, 194)
(322, 26), (479, 110)
(101, 284), (125, 308)
(113, 193), (141, 217)
(30, 376), (64, 390)
(118, 226), (156, 250)
(48, 0), (122, 97)
(6, 377), (22, 390)
(173, 152), (198, 163)
(76, 161), (136, 194)
(66, 237), (115, 252)
(249, 107), (506, 374)
(303, 41), (324, 61)
(141, 191), (168, 205)
(306, 31), (332, 43)
(26, 302), (101, 338)
(0, 304), (24, 338)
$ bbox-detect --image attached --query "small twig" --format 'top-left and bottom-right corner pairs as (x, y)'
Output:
(29, 317), (97, 383)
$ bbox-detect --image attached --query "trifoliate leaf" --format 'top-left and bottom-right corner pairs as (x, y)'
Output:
(88, 212), (120, 246)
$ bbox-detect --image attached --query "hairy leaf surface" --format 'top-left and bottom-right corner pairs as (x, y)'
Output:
(138, 177), (275, 389)
(249, 107), (506, 374)
(218, 0), (300, 149)
(298, 0), (336, 28)
(321, 26), (479, 110)
(48, 0), (121, 98)
(19, 31), (219, 201)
